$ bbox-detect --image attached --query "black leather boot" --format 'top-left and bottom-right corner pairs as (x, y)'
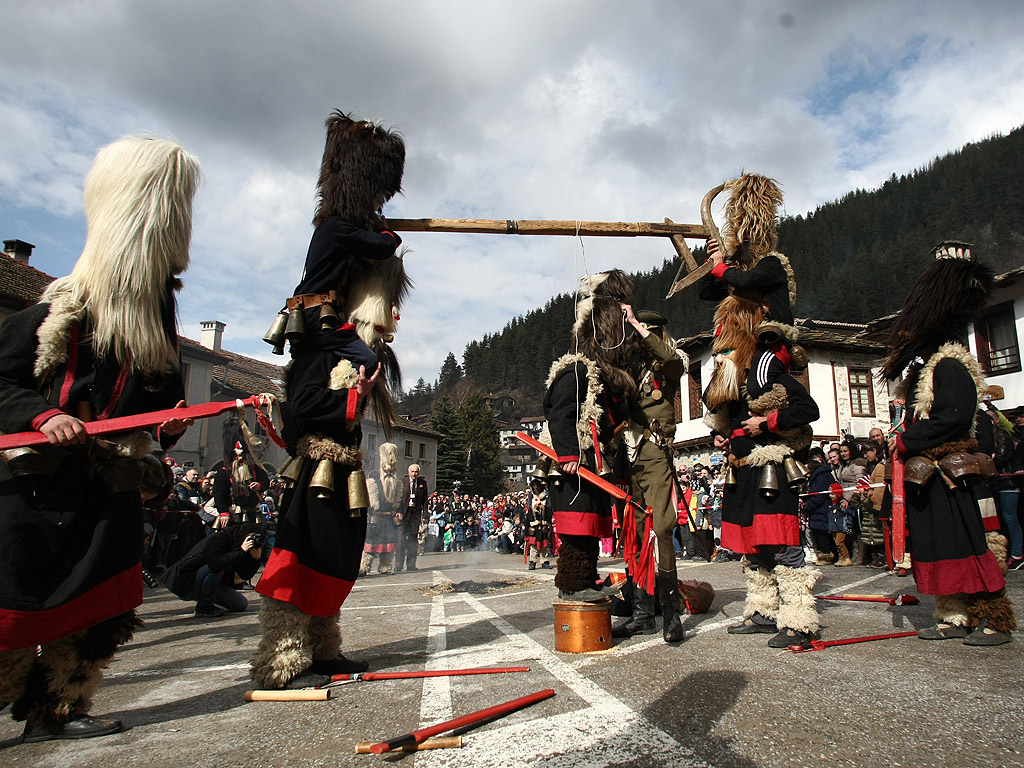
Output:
(658, 570), (686, 643)
(612, 588), (656, 637)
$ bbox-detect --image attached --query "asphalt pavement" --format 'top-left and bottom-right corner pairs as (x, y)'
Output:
(3, 549), (1022, 768)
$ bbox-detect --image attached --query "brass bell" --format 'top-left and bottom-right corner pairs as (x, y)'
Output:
(783, 456), (809, 489)
(263, 311), (289, 355)
(724, 464), (737, 489)
(278, 455), (305, 486)
(546, 461), (563, 480)
(759, 462), (781, 499)
(348, 469), (370, 515)
(318, 302), (339, 330)
(310, 459), (334, 499)
(284, 307), (307, 344)
(532, 456), (550, 479)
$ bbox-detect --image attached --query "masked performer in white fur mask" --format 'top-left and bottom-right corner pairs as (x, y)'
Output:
(699, 174), (822, 649)
(883, 241), (1015, 646)
(542, 270), (634, 602)
(360, 442), (401, 576)
(0, 137), (199, 741)
(252, 111), (410, 688)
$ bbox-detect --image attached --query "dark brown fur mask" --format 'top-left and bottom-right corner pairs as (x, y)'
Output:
(314, 111), (405, 230)
(881, 255), (993, 380)
(572, 269), (636, 397)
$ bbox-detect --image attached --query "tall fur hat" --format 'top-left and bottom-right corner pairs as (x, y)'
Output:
(38, 137), (200, 377)
(882, 240), (993, 379)
(722, 173), (783, 264)
(313, 110), (405, 230)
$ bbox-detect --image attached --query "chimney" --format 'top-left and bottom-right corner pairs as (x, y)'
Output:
(200, 320), (225, 352)
(4, 239), (35, 264)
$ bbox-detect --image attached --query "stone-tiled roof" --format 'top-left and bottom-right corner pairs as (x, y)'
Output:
(0, 255), (53, 310)
(213, 349), (286, 400)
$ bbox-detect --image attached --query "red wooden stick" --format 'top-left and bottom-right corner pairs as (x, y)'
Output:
(0, 395), (262, 451)
(368, 688), (555, 754)
(816, 594), (919, 606)
(790, 631), (918, 653)
(891, 448), (907, 563)
(331, 666), (529, 682)
(517, 432), (645, 512)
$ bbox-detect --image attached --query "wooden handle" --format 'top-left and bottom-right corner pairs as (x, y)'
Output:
(244, 689), (331, 702)
(354, 736), (463, 753)
(387, 217), (708, 238)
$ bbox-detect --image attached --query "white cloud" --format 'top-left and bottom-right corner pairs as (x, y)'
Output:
(1, 0), (1023, 386)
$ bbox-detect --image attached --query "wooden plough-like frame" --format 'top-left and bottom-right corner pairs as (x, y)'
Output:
(388, 185), (726, 299)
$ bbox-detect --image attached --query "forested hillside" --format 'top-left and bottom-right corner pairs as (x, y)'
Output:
(400, 125), (1024, 420)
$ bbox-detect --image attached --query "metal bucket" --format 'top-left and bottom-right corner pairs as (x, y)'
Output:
(552, 597), (612, 653)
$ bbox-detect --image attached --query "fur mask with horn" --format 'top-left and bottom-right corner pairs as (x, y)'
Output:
(572, 269), (637, 398)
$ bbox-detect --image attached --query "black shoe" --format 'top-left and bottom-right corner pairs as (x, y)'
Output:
(662, 610), (685, 643)
(528, 562), (537, 570)
(611, 616), (657, 638)
(406, 566), (418, 572)
(308, 655), (370, 675)
(194, 605), (226, 618)
(541, 562), (551, 569)
(23, 715), (123, 743)
(284, 671), (331, 690)
(768, 628), (816, 649)
(917, 623), (968, 640)
(727, 618), (778, 635)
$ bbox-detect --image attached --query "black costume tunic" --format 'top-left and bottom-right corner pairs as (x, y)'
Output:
(895, 352), (1005, 596)
(698, 255), (794, 327)
(0, 303), (183, 650)
(289, 216), (402, 373)
(255, 346), (367, 617)
(719, 348), (818, 553)
(543, 360), (627, 538)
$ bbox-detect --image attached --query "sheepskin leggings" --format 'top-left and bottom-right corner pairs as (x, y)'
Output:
(0, 611), (140, 725)
(250, 596), (343, 689)
(745, 546), (821, 634)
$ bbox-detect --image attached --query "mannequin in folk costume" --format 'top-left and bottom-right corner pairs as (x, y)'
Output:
(699, 174), (822, 649)
(361, 442), (400, 575)
(0, 137), (199, 741)
(542, 270), (634, 602)
(883, 241), (1015, 646)
(251, 112), (410, 688)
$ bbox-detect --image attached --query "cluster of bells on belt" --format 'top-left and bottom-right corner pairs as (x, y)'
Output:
(276, 455), (370, 517)
(529, 453), (615, 482)
(723, 456), (809, 500)
(261, 302), (340, 356)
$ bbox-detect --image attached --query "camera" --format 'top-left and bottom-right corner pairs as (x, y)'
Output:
(249, 533), (264, 548)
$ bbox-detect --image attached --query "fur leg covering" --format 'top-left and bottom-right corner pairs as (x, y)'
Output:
(987, 531), (1009, 575)
(308, 612), (343, 661)
(555, 535), (599, 594)
(250, 596), (312, 689)
(933, 593), (970, 626)
(359, 552), (373, 576)
(967, 590), (1018, 634)
(743, 567), (780, 622)
(0, 647), (37, 712)
(774, 566), (821, 634)
(379, 552), (394, 574)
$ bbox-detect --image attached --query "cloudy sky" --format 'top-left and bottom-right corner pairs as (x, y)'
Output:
(2, 1), (1023, 388)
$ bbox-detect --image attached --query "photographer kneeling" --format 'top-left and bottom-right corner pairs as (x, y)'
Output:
(163, 523), (263, 618)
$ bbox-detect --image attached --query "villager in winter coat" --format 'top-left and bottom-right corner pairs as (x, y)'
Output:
(0, 137), (199, 742)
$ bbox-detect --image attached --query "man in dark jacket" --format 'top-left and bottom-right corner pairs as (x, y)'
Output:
(163, 524), (263, 617)
(396, 464), (428, 571)
(803, 451), (837, 564)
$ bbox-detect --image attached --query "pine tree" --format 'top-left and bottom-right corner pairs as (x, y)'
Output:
(437, 352), (463, 393)
(430, 395), (465, 493)
(458, 392), (505, 496)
